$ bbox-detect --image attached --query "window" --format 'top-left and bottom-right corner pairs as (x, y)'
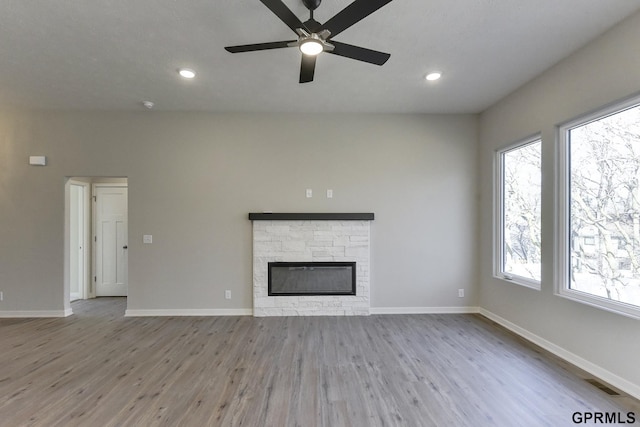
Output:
(557, 95), (640, 318)
(495, 136), (542, 289)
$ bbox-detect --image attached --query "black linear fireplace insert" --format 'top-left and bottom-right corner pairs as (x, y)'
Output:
(268, 262), (356, 296)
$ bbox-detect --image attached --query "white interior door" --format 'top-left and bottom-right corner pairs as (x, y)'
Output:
(69, 184), (85, 301)
(95, 186), (128, 296)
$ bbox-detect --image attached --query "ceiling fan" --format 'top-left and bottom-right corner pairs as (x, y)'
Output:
(225, 0), (394, 83)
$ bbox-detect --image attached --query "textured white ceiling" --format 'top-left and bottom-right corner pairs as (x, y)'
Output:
(0, 0), (639, 113)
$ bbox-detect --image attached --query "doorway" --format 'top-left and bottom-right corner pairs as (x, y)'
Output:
(64, 178), (128, 313)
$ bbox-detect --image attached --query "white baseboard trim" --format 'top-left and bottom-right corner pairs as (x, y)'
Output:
(0, 309), (71, 318)
(125, 308), (253, 317)
(370, 306), (480, 315)
(479, 308), (640, 400)
(125, 307), (481, 317)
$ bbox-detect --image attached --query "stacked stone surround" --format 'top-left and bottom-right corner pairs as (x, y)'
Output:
(252, 220), (371, 316)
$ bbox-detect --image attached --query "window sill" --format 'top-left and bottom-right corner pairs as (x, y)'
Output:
(556, 288), (640, 321)
(493, 274), (541, 291)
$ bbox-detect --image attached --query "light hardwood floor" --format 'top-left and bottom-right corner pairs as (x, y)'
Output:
(0, 298), (637, 426)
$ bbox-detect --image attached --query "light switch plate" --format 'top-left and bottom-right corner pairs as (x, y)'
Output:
(143, 235), (153, 244)
(306, 189), (312, 198)
(326, 189), (333, 198)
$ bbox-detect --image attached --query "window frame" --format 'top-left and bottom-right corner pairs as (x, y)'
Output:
(555, 94), (640, 320)
(494, 134), (542, 290)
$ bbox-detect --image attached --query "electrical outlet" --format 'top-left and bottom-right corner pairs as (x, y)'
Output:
(306, 189), (313, 198)
(458, 289), (464, 298)
(326, 189), (333, 198)
(225, 290), (231, 300)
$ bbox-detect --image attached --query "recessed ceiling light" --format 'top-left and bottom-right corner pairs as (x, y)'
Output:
(425, 72), (442, 81)
(142, 101), (155, 109)
(178, 68), (196, 79)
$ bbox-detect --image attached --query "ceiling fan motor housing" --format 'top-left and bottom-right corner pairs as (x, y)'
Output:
(302, 0), (322, 11)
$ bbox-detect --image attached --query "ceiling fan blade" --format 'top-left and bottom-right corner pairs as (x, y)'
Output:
(299, 54), (317, 83)
(225, 40), (296, 53)
(320, 0), (393, 38)
(259, 0), (306, 33)
(329, 41), (390, 65)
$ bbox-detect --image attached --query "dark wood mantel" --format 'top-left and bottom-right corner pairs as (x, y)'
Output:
(248, 213), (374, 221)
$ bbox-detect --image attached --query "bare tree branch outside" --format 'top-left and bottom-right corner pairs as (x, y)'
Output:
(502, 140), (542, 282)
(569, 105), (640, 307)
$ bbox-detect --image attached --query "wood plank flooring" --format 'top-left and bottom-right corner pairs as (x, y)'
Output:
(0, 298), (637, 426)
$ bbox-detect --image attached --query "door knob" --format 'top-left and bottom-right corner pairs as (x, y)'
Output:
(123, 245), (128, 249)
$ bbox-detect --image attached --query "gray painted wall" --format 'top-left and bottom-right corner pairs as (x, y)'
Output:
(478, 12), (640, 391)
(0, 112), (478, 312)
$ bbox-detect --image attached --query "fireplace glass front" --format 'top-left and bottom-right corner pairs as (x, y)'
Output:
(268, 262), (356, 296)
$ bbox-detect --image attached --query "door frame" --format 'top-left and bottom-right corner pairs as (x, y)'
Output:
(64, 178), (128, 316)
(92, 182), (129, 297)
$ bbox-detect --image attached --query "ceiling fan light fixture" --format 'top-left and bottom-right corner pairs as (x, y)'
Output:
(299, 38), (324, 56)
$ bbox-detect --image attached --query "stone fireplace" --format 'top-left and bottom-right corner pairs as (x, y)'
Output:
(250, 213), (373, 316)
